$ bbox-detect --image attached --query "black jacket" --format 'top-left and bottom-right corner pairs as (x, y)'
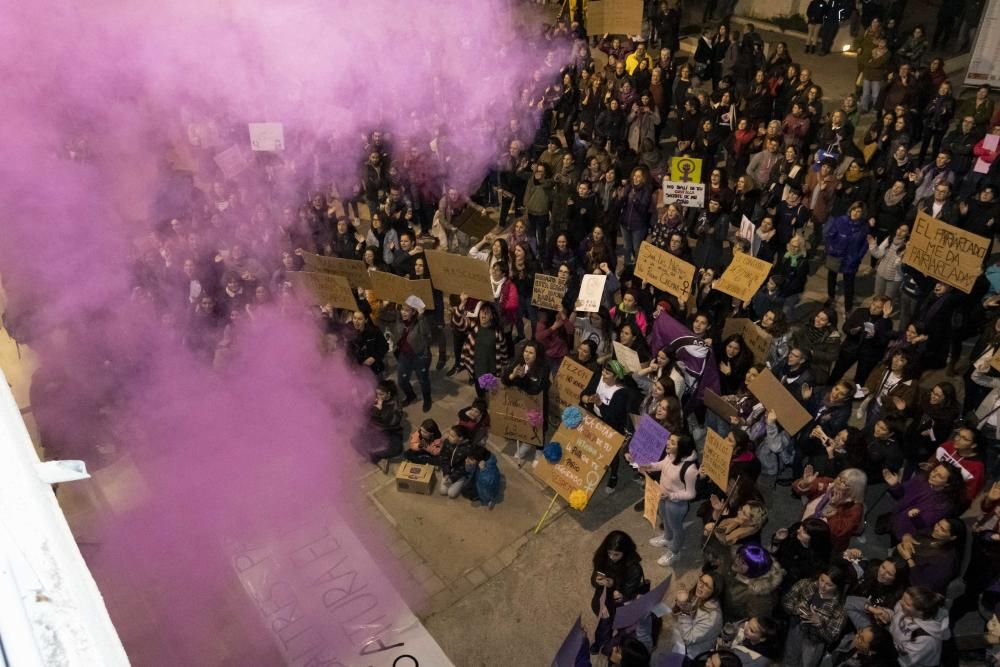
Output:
(351, 322), (389, 374)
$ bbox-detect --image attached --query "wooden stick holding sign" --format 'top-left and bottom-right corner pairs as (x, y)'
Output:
(746, 369), (813, 436)
(714, 252), (773, 303)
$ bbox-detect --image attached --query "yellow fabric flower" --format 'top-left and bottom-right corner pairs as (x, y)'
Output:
(569, 489), (588, 510)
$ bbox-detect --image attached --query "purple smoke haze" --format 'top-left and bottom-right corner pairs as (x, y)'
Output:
(0, 0), (568, 662)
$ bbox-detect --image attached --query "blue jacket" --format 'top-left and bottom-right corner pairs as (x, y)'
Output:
(823, 214), (869, 274)
(475, 454), (501, 504)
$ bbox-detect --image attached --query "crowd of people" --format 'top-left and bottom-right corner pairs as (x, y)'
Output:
(8, 0), (1000, 666)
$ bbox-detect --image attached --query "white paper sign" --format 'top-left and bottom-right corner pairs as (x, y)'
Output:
(661, 180), (705, 208)
(613, 341), (642, 373)
(575, 274), (608, 312)
(986, 134), (1000, 152)
(737, 215), (755, 243)
(248, 122), (285, 152)
(975, 157), (992, 174)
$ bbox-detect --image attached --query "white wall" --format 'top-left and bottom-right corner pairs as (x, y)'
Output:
(0, 367), (129, 667)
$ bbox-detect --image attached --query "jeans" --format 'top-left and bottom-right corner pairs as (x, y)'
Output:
(783, 623), (826, 667)
(438, 476), (469, 498)
(658, 498), (689, 554)
(622, 226), (647, 267)
(397, 351), (431, 401)
(845, 595), (875, 631)
(873, 276), (901, 303)
(860, 79), (882, 113)
(782, 293), (801, 322)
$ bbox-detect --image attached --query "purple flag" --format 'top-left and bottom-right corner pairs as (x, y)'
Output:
(551, 615), (589, 667)
(648, 312), (720, 406)
(613, 575), (672, 629)
(629, 415), (669, 466)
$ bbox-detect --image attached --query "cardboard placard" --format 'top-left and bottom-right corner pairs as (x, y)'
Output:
(575, 274), (607, 312)
(493, 387), (544, 445)
(532, 273), (568, 311)
(248, 122), (285, 152)
(634, 241), (696, 301)
(670, 156), (703, 183)
(452, 205), (496, 240)
(613, 341), (643, 373)
(287, 271), (357, 311)
(533, 411), (625, 504)
(629, 415), (669, 466)
(585, 0), (643, 35)
(903, 210), (989, 294)
(423, 250), (495, 301)
(714, 253), (773, 303)
(702, 428), (735, 490)
(371, 272), (435, 310)
(746, 369), (813, 436)
(300, 252), (373, 289)
(721, 318), (773, 366)
(555, 357), (595, 409)
(643, 474), (660, 529)
(214, 144), (250, 180)
(661, 180), (705, 208)
(703, 389), (739, 422)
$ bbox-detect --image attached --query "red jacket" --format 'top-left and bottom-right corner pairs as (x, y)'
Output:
(935, 441), (984, 504)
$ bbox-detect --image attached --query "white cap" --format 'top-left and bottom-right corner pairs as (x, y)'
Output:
(404, 295), (426, 313)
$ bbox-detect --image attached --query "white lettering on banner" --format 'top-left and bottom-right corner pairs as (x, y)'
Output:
(661, 180), (705, 208)
(230, 514), (453, 666)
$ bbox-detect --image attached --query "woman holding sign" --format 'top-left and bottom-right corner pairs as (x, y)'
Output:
(640, 434), (699, 566)
(582, 361), (633, 493)
(502, 341), (550, 465)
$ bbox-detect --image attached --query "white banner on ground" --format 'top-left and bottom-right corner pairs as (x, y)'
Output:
(965, 0), (1000, 86)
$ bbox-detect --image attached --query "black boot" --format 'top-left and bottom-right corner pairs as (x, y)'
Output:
(401, 392), (417, 407)
(422, 396), (432, 413)
(436, 355), (447, 370)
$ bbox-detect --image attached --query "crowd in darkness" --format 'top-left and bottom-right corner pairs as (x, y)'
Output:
(9, 1), (1000, 665)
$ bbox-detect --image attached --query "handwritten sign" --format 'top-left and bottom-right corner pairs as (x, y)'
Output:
(702, 428), (735, 490)
(671, 156), (703, 183)
(643, 475), (660, 529)
(371, 271), (435, 310)
(214, 144), (249, 180)
(903, 210), (989, 293)
(747, 369), (813, 436)
(704, 389), (739, 422)
(532, 273), (567, 311)
(629, 415), (669, 466)
(613, 341), (643, 373)
(287, 271), (358, 311)
(575, 274), (607, 312)
(423, 250), (494, 301)
(722, 318), (773, 366)
(715, 253), (773, 303)
(661, 181), (705, 208)
(493, 387), (544, 445)
(300, 252), (372, 289)
(634, 241), (696, 301)
(556, 357), (595, 409)
(248, 122), (285, 151)
(533, 411), (625, 504)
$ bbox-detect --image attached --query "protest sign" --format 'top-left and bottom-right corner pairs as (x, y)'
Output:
(214, 144), (249, 180)
(371, 272), (435, 310)
(737, 215), (755, 244)
(661, 180), (705, 208)
(747, 369), (813, 436)
(533, 411), (625, 504)
(585, 0), (643, 35)
(575, 274), (607, 312)
(992, 347), (1000, 373)
(634, 241), (696, 301)
(532, 273), (568, 311)
(300, 252), (372, 289)
(551, 617), (588, 667)
(670, 156), (703, 182)
(423, 250), (494, 301)
(903, 210), (989, 293)
(714, 253), (773, 303)
(555, 357), (595, 409)
(703, 389), (738, 422)
(643, 475), (660, 529)
(721, 318), (773, 365)
(702, 428), (734, 490)
(629, 415), (669, 466)
(452, 205), (496, 240)
(493, 387), (544, 445)
(613, 576), (672, 629)
(248, 122), (285, 151)
(613, 341), (643, 373)
(287, 271), (358, 311)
